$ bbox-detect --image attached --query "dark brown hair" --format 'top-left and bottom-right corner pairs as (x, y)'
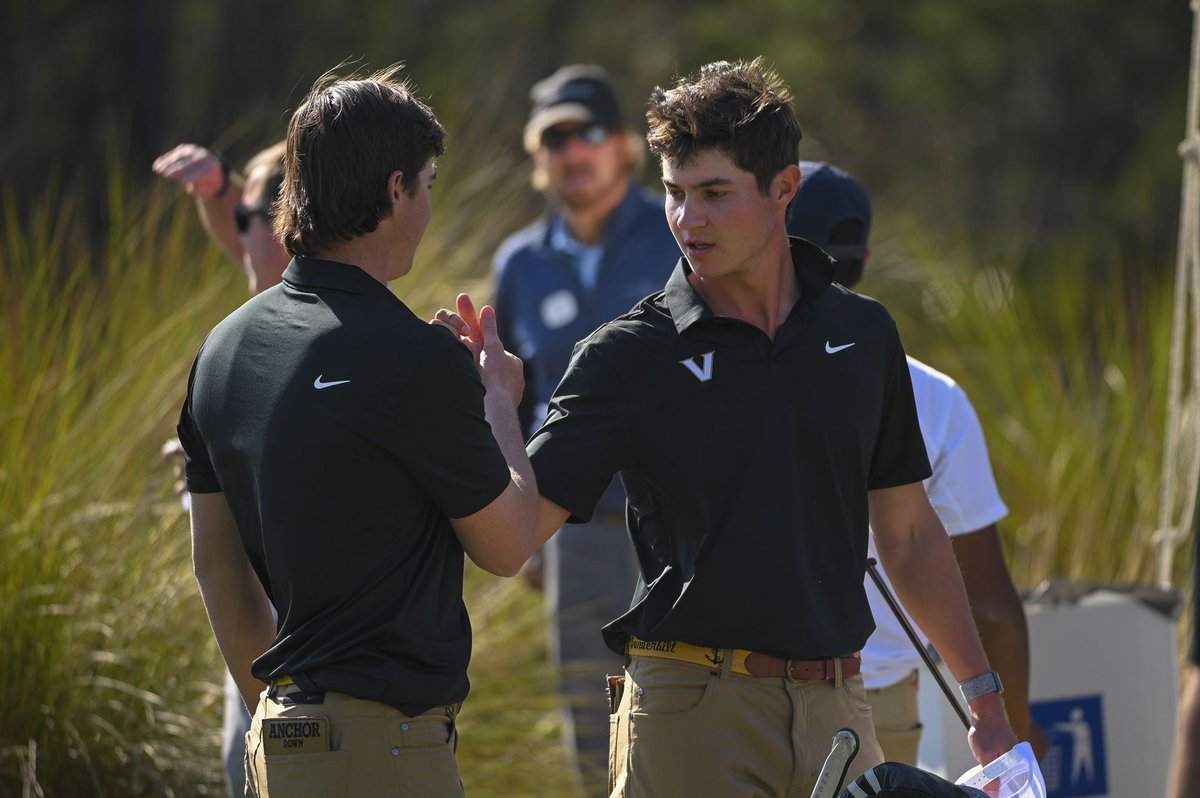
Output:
(275, 64), (446, 256)
(646, 57), (801, 194)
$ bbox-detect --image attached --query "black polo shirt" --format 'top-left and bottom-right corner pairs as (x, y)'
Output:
(527, 238), (930, 660)
(178, 256), (510, 714)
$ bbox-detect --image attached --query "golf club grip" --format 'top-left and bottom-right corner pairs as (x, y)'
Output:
(809, 728), (859, 798)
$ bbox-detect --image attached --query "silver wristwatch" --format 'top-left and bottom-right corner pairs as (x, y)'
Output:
(958, 670), (1004, 703)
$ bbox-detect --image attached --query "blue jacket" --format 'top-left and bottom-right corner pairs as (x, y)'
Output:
(494, 184), (679, 513)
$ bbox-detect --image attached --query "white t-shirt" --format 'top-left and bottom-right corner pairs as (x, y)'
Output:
(861, 357), (1008, 689)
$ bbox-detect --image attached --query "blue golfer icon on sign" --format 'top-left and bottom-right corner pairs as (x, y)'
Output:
(1030, 694), (1108, 797)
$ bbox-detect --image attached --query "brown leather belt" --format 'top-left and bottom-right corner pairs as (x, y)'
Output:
(627, 637), (860, 681)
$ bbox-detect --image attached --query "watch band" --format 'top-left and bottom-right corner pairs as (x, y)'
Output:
(958, 670), (1004, 703)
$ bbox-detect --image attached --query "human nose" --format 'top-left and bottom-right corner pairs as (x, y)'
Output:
(672, 195), (704, 230)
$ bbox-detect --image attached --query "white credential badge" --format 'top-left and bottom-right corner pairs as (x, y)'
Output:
(540, 290), (579, 330)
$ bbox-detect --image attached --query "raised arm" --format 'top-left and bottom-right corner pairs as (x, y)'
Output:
(443, 295), (539, 576)
(153, 143), (245, 265)
(869, 481), (1017, 766)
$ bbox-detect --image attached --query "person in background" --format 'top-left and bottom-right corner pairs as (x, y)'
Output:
(154, 141), (290, 295)
(179, 65), (537, 797)
(491, 63), (678, 796)
(1166, 526), (1199, 797)
(154, 140), (289, 796)
(788, 161), (1047, 765)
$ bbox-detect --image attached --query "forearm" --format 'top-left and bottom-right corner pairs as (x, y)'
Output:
(1168, 667), (1200, 798)
(971, 587), (1038, 745)
(450, 391), (538, 577)
(190, 491), (274, 712)
(193, 173), (246, 266)
(881, 531), (1012, 756)
(952, 526), (1046, 755)
(485, 391), (537, 518)
(195, 555), (275, 712)
(880, 531), (988, 682)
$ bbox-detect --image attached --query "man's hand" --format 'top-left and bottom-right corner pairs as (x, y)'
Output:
(519, 549), (545, 592)
(433, 293), (525, 406)
(966, 692), (1019, 769)
(153, 143), (226, 199)
(160, 437), (186, 497)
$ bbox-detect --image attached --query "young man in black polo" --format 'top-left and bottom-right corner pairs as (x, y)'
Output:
(446, 57), (1017, 795)
(178, 66), (537, 797)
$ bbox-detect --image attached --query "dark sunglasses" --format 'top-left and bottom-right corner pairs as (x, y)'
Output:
(235, 204), (272, 234)
(541, 123), (611, 152)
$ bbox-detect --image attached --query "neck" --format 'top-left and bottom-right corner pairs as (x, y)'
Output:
(559, 177), (629, 245)
(315, 231), (409, 286)
(689, 238), (799, 339)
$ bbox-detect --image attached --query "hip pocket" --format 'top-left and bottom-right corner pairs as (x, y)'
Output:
(627, 658), (717, 720)
(262, 749), (351, 796)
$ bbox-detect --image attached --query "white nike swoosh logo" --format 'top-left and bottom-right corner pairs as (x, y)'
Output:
(313, 375), (351, 389)
(825, 341), (856, 354)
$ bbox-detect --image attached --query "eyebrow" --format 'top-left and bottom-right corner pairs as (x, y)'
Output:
(661, 177), (735, 189)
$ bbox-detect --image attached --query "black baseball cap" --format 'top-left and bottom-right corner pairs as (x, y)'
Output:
(523, 65), (623, 152)
(787, 161), (872, 263)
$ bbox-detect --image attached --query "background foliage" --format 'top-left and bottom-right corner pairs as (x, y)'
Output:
(1, 1), (1195, 794)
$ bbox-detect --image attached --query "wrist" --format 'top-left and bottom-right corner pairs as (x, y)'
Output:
(967, 691), (1008, 723)
(197, 151), (231, 200)
(959, 669), (1004, 703)
(483, 385), (523, 414)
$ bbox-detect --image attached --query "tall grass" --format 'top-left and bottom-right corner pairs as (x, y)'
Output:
(867, 230), (1180, 589)
(0, 152), (1185, 793)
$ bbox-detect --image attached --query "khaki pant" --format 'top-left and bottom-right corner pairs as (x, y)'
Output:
(245, 683), (463, 798)
(609, 654), (884, 797)
(866, 670), (922, 765)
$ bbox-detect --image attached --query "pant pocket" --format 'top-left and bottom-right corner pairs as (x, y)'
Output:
(262, 749), (351, 796)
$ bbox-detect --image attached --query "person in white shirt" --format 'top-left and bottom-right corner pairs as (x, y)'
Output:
(788, 161), (1047, 764)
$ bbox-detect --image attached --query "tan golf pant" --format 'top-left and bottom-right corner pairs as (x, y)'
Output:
(609, 654), (885, 797)
(245, 683), (463, 797)
(866, 670), (922, 765)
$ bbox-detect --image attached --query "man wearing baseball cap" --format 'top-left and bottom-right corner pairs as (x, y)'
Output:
(789, 161), (1047, 764)
(492, 64), (678, 796)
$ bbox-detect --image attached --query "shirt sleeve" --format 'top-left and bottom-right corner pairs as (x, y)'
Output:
(526, 336), (630, 522)
(177, 345), (222, 494)
(925, 384), (1008, 536)
(868, 329), (932, 490)
(394, 329), (511, 520)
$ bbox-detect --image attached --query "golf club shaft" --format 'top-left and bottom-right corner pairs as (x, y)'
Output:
(865, 558), (971, 730)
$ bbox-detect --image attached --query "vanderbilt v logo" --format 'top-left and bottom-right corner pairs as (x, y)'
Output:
(680, 351), (715, 382)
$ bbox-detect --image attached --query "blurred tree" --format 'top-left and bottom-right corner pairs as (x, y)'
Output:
(1, 0), (1191, 270)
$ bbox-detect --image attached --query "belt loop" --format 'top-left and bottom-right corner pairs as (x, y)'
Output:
(719, 648), (734, 681)
(833, 657), (844, 689)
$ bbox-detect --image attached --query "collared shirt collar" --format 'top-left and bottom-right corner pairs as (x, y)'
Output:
(282, 256), (396, 298)
(663, 236), (835, 336)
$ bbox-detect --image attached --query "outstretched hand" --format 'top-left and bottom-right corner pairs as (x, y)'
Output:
(153, 143), (226, 199)
(432, 293), (525, 406)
